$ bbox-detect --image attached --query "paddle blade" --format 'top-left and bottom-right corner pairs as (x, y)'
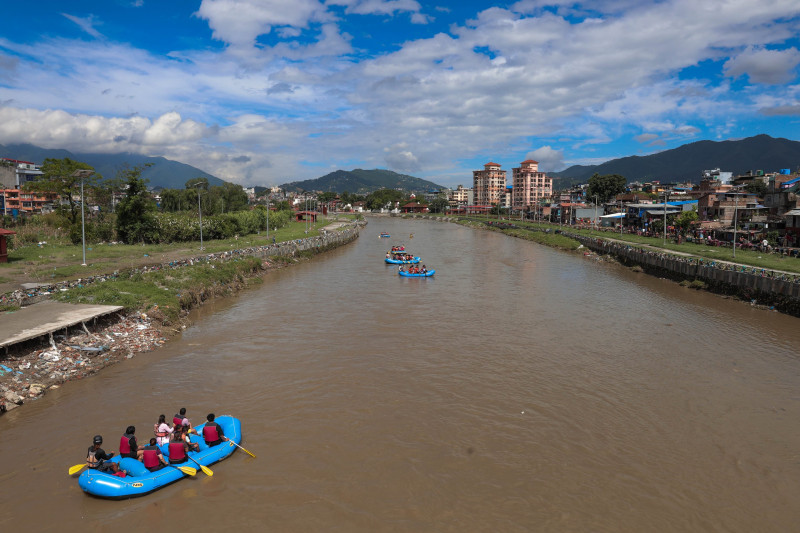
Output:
(235, 443), (256, 458)
(178, 466), (196, 476)
(68, 464), (86, 475)
(200, 465), (214, 477)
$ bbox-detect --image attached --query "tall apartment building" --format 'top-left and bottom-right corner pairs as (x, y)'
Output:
(473, 162), (506, 205)
(512, 159), (552, 210)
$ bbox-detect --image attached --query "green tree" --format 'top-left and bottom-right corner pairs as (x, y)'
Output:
(744, 180), (767, 197)
(587, 173), (627, 204)
(675, 208), (698, 234)
(429, 195), (449, 213)
(25, 158), (99, 227)
(116, 165), (157, 243)
(185, 177), (209, 190)
(365, 188), (406, 210)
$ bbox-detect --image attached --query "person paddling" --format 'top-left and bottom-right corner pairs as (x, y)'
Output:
(87, 435), (120, 474)
(202, 413), (229, 447)
(142, 438), (168, 472)
(120, 426), (143, 460)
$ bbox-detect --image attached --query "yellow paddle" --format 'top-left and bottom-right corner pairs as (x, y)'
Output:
(71, 462), (195, 476)
(187, 456), (213, 476)
(172, 465), (197, 476)
(232, 441), (256, 458)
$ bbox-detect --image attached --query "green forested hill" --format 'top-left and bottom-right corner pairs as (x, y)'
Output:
(0, 143), (224, 189)
(551, 134), (800, 186)
(280, 168), (445, 194)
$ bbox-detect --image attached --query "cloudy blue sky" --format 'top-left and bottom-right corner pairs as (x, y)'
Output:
(1, 0), (799, 188)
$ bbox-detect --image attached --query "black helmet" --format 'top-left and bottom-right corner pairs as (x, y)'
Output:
(93, 435), (103, 445)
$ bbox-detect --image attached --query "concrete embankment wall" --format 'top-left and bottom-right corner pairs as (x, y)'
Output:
(2, 225), (361, 307)
(565, 232), (800, 315)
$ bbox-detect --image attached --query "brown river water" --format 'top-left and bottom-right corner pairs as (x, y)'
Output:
(2, 217), (800, 532)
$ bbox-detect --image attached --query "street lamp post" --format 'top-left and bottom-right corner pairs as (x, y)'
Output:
(663, 191), (668, 246)
(195, 184), (204, 250)
(594, 194), (598, 231)
(71, 169), (94, 266)
(732, 192), (739, 259)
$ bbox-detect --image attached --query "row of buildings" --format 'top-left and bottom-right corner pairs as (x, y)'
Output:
(441, 161), (800, 242)
(0, 158), (54, 216)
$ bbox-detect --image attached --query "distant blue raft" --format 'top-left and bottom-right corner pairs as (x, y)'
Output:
(78, 415), (242, 499)
(398, 269), (435, 277)
(385, 256), (420, 264)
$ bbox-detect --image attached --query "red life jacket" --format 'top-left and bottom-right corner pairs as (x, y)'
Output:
(119, 435), (131, 454)
(168, 442), (186, 462)
(154, 423), (168, 438)
(173, 414), (183, 426)
(203, 424), (220, 443)
(143, 446), (160, 469)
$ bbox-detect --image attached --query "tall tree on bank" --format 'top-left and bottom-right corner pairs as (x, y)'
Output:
(587, 173), (627, 204)
(116, 165), (156, 244)
(25, 158), (99, 227)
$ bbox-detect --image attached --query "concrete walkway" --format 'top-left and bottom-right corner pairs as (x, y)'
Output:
(0, 300), (123, 350)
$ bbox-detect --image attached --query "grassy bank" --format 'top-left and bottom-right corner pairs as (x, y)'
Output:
(52, 256), (267, 324)
(452, 217), (583, 250)
(443, 215), (800, 274)
(1, 219), (326, 285)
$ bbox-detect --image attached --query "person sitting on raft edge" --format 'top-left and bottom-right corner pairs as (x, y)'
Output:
(87, 435), (120, 474)
(142, 438), (168, 472)
(202, 413), (229, 447)
(120, 425), (144, 460)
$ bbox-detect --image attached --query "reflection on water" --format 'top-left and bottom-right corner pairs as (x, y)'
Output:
(2, 217), (800, 532)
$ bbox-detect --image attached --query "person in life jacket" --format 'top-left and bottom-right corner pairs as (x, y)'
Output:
(154, 414), (173, 446)
(180, 420), (200, 452)
(87, 435), (120, 473)
(142, 438), (167, 472)
(173, 407), (196, 434)
(167, 427), (191, 465)
(120, 426), (143, 460)
(202, 413), (229, 447)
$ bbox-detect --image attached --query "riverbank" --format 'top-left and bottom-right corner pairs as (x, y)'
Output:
(0, 223), (362, 414)
(399, 214), (800, 316)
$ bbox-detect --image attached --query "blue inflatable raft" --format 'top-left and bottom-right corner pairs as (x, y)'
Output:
(399, 269), (435, 277)
(385, 254), (420, 264)
(78, 415), (242, 499)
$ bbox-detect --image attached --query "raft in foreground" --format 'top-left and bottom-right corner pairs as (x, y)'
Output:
(78, 415), (242, 499)
(399, 269), (435, 277)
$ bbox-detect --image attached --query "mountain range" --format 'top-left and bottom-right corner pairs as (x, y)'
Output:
(4, 134), (799, 193)
(551, 134), (800, 186)
(279, 169), (445, 194)
(0, 143), (224, 189)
